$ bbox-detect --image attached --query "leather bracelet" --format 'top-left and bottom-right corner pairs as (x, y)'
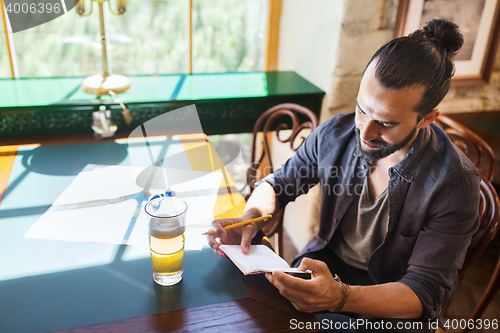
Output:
(332, 274), (350, 312)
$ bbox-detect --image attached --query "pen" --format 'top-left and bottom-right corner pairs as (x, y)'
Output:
(202, 214), (272, 235)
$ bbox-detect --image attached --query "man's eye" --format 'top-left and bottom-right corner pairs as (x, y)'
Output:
(380, 122), (395, 129)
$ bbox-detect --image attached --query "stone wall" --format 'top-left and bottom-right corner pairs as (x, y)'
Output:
(282, 0), (500, 120)
(439, 49), (500, 113)
(320, 0), (399, 121)
(321, 0), (500, 118)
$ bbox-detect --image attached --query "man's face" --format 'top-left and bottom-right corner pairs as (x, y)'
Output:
(354, 126), (417, 163)
(354, 61), (425, 164)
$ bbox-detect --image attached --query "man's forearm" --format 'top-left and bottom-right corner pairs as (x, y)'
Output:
(342, 282), (423, 319)
(243, 182), (281, 231)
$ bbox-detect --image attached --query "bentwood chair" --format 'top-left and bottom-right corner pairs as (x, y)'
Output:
(247, 103), (319, 257)
(434, 115), (500, 332)
(435, 176), (500, 332)
(434, 115), (496, 182)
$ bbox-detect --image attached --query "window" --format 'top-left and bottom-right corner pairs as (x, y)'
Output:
(1, 0), (278, 78)
(0, 7), (12, 78)
(10, 5), (101, 77)
(0, 37), (9, 78)
(191, 0), (267, 73)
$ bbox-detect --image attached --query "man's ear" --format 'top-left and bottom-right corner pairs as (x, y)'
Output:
(418, 109), (440, 129)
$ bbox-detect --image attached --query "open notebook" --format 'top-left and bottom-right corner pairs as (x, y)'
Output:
(220, 244), (305, 275)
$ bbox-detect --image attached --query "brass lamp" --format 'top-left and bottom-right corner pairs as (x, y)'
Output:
(77, 0), (131, 96)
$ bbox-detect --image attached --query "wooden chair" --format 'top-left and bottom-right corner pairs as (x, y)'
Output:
(434, 115), (500, 331)
(459, 177), (500, 279)
(435, 176), (500, 332)
(458, 176), (500, 332)
(247, 103), (319, 257)
(434, 115), (496, 182)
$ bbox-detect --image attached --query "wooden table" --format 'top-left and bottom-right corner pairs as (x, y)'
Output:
(52, 274), (319, 333)
(0, 133), (319, 333)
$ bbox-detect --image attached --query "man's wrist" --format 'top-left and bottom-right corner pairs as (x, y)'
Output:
(330, 275), (350, 313)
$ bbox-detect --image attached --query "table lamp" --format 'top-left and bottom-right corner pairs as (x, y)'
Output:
(77, 0), (131, 96)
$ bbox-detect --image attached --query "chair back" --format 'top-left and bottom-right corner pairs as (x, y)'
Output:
(434, 116), (499, 325)
(434, 115), (496, 182)
(434, 115), (499, 276)
(246, 103), (318, 256)
(247, 103), (319, 193)
(459, 176), (500, 279)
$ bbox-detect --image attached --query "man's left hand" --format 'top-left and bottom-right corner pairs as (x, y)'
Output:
(265, 257), (344, 313)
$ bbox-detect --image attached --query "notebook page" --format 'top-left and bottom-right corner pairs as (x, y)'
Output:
(220, 244), (296, 274)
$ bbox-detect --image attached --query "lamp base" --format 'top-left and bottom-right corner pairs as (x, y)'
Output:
(80, 74), (132, 96)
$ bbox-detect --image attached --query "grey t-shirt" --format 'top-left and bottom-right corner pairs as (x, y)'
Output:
(330, 178), (389, 270)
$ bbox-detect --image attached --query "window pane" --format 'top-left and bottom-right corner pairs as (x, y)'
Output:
(0, 14), (12, 78)
(11, 0), (189, 77)
(10, 0), (268, 77)
(11, 4), (101, 77)
(107, 0), (189, 75)
(193, 0), (268, 73)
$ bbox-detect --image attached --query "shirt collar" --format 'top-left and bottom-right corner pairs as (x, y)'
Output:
(390, 126), (432, 183)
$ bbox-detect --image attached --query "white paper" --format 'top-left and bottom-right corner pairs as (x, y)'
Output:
(24, 165), (223, 250)
(219, 245), (304, 275)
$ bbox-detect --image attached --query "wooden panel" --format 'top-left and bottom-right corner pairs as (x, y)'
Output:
(0, 72), (325, 137)
(264, 0), (282, 71)
(52, 298), (320, 333)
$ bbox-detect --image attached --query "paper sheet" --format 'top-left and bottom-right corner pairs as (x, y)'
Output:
(24, 165), (223, 250)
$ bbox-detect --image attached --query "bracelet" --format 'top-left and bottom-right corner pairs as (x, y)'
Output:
(332, 274), (350, 312)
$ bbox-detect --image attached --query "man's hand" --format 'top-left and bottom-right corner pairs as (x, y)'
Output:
(208, 181), (279, 259)
(265, 257), (344, 313)
(207, 217), (258, 258)
(267, 258), (424, 318)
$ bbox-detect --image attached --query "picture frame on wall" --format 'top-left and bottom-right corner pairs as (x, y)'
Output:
(394, 0), (500, 87)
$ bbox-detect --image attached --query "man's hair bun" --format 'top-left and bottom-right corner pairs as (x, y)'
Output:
(416, 18), (464, 57)
(368, 18), (464, 116)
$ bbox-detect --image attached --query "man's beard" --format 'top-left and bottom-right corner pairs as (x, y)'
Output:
(355, 126), (418, 164)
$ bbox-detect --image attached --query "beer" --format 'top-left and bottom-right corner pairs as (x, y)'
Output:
(149, 226), (185, 285)
(145, 197), (187, 286)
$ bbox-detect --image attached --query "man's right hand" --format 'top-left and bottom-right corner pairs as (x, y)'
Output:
(208, 181), (279, 259)
(207, 217), (259, 259)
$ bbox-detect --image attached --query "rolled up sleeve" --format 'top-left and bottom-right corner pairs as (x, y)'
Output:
(400, 171), (480, 320)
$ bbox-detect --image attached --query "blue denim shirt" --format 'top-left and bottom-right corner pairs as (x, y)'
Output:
(263, 113), (480, 320)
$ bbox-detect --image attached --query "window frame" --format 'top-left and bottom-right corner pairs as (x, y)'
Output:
(1, 0), (281, 78)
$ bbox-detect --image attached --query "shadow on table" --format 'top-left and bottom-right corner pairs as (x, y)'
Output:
(0, 248), (247, 333)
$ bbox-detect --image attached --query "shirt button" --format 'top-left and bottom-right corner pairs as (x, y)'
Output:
(348, 192), (353, 196)
(361, 165), (366, 169)
(324, 238), (329, 243)
(391, 181), (397, 187)
(334, 219), (338, 223)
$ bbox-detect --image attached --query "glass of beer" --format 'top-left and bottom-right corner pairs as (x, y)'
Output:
(145, 196), (187, 286)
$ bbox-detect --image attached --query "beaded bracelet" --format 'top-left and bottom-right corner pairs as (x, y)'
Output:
(332, 274), (350, 312)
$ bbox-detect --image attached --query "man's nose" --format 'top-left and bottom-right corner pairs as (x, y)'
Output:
(360, 120), (379, 142)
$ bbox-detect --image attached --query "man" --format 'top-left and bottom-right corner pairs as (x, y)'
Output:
(208, 19), (480, 331)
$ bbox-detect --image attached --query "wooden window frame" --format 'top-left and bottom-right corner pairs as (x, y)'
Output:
(1, 0), (281, 78)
